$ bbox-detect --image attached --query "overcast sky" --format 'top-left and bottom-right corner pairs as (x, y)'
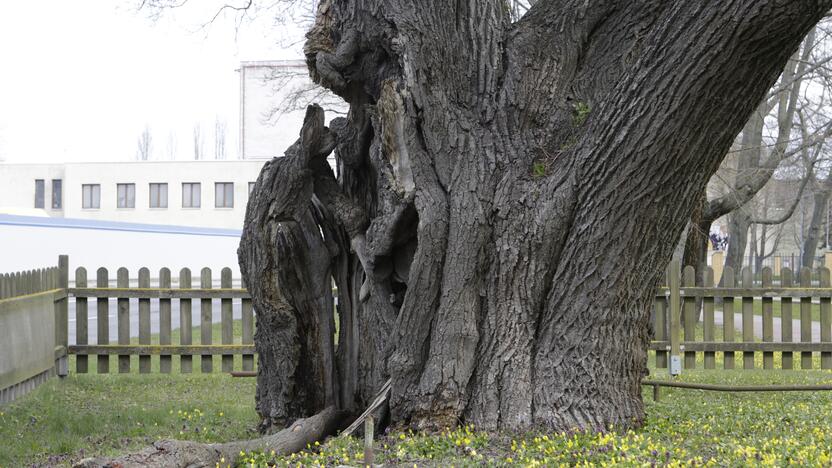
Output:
(0, 0), (307, 163)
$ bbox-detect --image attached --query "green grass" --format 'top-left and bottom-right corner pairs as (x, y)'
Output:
(4, 323), (832, 467)
(255, 365), (832, 467)
(0, 374), (257, 467)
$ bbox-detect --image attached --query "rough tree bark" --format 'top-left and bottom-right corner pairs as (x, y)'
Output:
(238, 0), (832, 435)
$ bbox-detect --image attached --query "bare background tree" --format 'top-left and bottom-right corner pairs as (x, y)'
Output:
(165, 130), (177, 160)
(682, 24), (832, 283)
(214, 116), (227, 160)
(192, 123), (204, 160)
(135, 124), (153, 160)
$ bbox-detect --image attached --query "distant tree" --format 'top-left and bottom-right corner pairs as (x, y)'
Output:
(165, 131), (177, 160)
(193, 123), (204, 160)
(213, 117), (227, 160)
(682, 26), (832, 282)
(136, 125), (153, 160)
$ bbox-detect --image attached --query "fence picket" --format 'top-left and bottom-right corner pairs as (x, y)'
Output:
(654, 276), (667, 368)
(76, 267), (88, 374)
(179, 268), (193, 373)
(241, 276), (254, 372)
(0, 273), (7, 299)
(34, 269), (42, 293)
(821, 268), (831, 370)
(221, 267), (234, 373)
(97, 268), (110, 374)
(723, 267), (735, 369)
(801, 267), (813, 369)
(23, 271), (31, 295)
(683, 266), (696, 369)
(159, 268), (172, 374)
(781, 268), (794, 369)
(117, 267), (131, 373)
(703, 267), (715, 369)
(742, 267), (754, 369)
(668, 261), (681, 375)
(201, 268), (213, 373)
(762, 267), (773, 369)
(138, 268), (151, 374)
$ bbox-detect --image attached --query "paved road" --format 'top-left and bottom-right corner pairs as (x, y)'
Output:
(713, 311), (822, 342)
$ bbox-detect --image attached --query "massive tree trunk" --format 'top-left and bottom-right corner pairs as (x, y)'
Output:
(239, 0), (830, 433)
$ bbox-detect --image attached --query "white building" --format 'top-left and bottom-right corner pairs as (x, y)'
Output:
(0, 59), (343, 274)
(0, 160), (265, 229)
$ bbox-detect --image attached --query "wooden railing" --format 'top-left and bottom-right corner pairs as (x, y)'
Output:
(651, 260), (832, 374)
(6, 255), (832, 393)
(67, 265), (255, 374)
(0, 256), (68, 404)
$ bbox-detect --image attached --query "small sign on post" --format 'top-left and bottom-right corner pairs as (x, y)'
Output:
(668, 260), (682, 376)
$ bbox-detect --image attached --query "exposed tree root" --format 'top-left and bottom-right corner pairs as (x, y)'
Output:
(73, 406), (347, 468)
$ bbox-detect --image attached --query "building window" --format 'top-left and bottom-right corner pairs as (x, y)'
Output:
(82, 184), (101, 209)
(248, 182), (255, 195)
(182, 183), (201, 208)
(117, 183), (136, 208)
(215, 182), (234, 208)
(51, 179), (62, 209)
(149, 183), (168, 208)
(34, 180), (45, 208)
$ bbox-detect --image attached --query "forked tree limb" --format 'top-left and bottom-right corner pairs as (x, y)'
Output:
(73, 406), (348, 468)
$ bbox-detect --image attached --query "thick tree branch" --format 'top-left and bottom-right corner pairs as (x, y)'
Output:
(74, 407), (348, 468)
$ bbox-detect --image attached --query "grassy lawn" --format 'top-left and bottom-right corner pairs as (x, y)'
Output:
(0, 373), (257, 467)
(4, 330), (832, 466)
(263, 368), (832, 467)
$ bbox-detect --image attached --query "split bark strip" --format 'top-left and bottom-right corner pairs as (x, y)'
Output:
(73, 406), (347, 468)
(341, 379), (392, 438)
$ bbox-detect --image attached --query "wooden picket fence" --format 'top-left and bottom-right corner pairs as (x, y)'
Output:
(6, 254), (832, 404)
(68, 265), (255, 374)
(651, 260), (832, 373)
(0, 258), (68, 403)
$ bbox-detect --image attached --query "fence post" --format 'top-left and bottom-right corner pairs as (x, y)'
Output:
(55, 255), (69, 377)
(75, 267), (89, 373)
(241, 276), (254, 372)
(669, 260), (681, 376)
(221, 268), (234, 373)
(201, 268), (213, 373)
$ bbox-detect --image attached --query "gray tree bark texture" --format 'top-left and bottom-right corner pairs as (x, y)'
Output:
(237, 0), (832, 434)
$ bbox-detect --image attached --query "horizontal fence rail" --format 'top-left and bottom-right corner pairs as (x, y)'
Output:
(652, 261), (832, 374)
